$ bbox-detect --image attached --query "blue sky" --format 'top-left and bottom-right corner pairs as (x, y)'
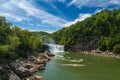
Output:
(0, 0), (120, 33)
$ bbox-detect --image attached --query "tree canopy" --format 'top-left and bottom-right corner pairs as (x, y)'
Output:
(51, 9), (120, 53)
(0, 16), (42, 64)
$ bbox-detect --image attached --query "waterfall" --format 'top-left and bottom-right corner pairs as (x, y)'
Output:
(48, 44), (64, 54)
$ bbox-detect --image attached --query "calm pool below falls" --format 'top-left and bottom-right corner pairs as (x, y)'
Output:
(35, 52), (120, 80)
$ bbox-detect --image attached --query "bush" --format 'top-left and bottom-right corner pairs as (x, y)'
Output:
(0, 45), (17, 63)
(0, 45), (10, 57)
(98, 37), (107, 51)
(113, 44), (120, 53)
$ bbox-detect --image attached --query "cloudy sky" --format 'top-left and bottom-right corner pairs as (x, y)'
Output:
(0, 0), (120, 32)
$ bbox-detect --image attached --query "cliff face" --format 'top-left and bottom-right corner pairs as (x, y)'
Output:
(65, 38), (98, 52)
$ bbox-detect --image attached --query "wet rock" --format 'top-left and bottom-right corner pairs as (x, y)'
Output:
(29, 64), (38, 73)
(26, 75), (43, 80)
(45, 51), (55, 56)
(37, 64), (45, 70)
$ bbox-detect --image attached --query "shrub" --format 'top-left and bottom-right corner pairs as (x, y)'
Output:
(113, 44), (120, 54)
(0, 45), (17, 63)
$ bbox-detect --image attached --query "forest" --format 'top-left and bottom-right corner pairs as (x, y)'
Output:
(37, 9), (120, 53)
(1, 9), (120, 63)
(0, 16), (42, 64)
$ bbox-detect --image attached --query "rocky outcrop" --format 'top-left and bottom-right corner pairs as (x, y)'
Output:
(9, 71), (21, 80)
(65, 38), (98, 52)
(9, 59), (31, 78)
(0, 51), (53, 80)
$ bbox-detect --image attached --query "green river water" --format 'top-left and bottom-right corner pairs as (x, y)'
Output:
(35, 52), (120, 80)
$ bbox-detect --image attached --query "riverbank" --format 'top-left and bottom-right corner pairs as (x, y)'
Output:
(0, 51), (54, 80)
(80, 49), (120, 59)
(36, 52), (120, 80)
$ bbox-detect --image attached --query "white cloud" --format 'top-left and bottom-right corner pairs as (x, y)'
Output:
(94, 9), (102, 14)
(63, 13), (91, 27)
(0, 0), (68, 27)
(68, 0), (89, 8)
(39, 0), (65, 3)
(15, 18), (22, 22)
(68, 0), (120, 8)
(109, 0), (120, 5)
(0, 0), (30, 22)
(0, 12), (28, 22)
(18, 0), (68, 27)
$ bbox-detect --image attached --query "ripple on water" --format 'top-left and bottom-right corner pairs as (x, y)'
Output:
(54, 56), (84, 63)
(67, 59), (84, 62)
(61, 64), (86, 67)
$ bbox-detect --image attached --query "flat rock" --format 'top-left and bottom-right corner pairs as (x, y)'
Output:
(26, 75), (43, 80)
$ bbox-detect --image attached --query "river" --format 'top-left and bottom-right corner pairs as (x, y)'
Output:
(35, 52), (120, 80)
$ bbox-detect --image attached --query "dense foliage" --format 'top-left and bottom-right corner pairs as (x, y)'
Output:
(0, 16), (42, 64)
(33, 31), (55, 44)
(52, 9), (120, 53)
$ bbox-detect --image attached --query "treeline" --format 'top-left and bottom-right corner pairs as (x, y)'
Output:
(0, 16), (42, 64)
(51, 9), (120, 53)
(33, 31), (55, 44)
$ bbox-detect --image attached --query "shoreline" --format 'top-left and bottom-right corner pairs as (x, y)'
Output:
(80, 50), (120, 59)
(0, 51), (54, 80)
(1, 50), (120, 80)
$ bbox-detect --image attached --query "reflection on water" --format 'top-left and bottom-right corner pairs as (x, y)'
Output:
(35, 52), (120, 80)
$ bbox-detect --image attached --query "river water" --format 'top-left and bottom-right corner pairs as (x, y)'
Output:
(35, 52), (120, 80)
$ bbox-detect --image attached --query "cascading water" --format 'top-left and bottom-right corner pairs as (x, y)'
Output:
(41, 37), (64, 54)
(48, 44), (64, 54)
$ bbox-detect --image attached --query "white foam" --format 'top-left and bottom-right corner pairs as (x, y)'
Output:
(67, 59), (84, 62)
(47, 44), (64, 54)
(61, 64), (85, 67)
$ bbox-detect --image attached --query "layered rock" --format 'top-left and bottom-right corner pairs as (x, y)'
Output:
(9, 71), (21, 80)
(0, 51), (54, 80)
(65, 38), (98, 52)
(9, 60), (31, 78)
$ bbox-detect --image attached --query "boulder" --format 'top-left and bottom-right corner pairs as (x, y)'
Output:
(37, 64), (45, 70)
(9, 72), (21, 80)
(0, 66), (2, 70)
(8, 53), (52, 79)
(9, 60), (31, 78)
(25, 63), (33, 69)
(28, 56), (36, 62)
(29, 65), (38, 73)
(15, 67), (30, 78)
